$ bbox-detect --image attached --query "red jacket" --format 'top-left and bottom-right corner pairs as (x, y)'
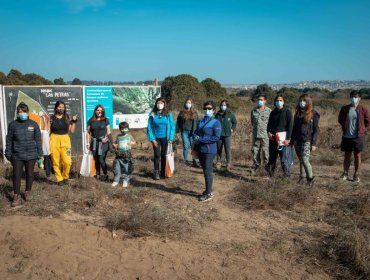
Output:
(338, 104), (370, 137)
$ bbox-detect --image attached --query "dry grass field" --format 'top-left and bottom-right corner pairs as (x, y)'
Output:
(0, 99), (369, 280)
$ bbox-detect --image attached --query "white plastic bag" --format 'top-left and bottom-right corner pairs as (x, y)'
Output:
(80, 151), (94, 177)
(165, 143), (175, 178)
(41, 130), (50, 155)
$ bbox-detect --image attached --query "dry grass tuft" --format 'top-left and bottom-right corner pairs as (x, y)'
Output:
(229, 179), (317, 211)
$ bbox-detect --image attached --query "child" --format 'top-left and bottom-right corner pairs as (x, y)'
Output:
(111, 122), (135, 187)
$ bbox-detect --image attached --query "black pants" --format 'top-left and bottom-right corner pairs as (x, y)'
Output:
(153, 137), (168, 177)
(267, 140), (291, 177)
(44, 155), (52, 177)
(199, 153), (216, 194)
(12, 159), (36, 195)
(94, 151), (108, 175)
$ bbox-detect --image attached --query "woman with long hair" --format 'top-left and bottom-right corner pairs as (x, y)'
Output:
(266, 94), (294, 177)
(147, 97), (175, 180)
(175, 98), (199, 165)
(86, 105), (113, 181)
(291, 94), (320, 186)
(49, 101), (78, 185)
(215, 99), (237, 171)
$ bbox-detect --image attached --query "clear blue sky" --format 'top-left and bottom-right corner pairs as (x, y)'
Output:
(0, 0), (369, 84)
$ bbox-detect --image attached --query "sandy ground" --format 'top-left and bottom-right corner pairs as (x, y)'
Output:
(0, 159), (341, 280)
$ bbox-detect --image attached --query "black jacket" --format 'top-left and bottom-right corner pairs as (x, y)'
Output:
(267, 107), (294, 140)
(291, 110), (320, 146)
(176, 110), (199, 133)
(5, 119), (42, 161)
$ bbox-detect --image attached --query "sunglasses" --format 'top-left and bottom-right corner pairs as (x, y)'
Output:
(203, 107), (213, 110)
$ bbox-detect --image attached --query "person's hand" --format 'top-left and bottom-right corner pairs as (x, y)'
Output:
(284, 139), (290, 145)
(311, 145), (317, 152)
(168, 140), (173, 144)
(152, 140), (158, 148)
(268, 132), (274, 140)
(86, 143), (90, 150)
(175, 133), (180, 139)
(72, 115), (78, 122)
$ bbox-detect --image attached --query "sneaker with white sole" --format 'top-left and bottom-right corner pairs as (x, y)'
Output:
(199, 193), (213, 202)
(111, 182), (119, 187)
(353, 176), (360, 183)
(340, 173), (348, 181)
(122, 181), (129, 188)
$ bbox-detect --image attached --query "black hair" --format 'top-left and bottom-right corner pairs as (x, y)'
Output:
(203, 100), (216, 110)
(274, 94), (285, 103)
(350, 90), (361, 98)
(219, 99), (229, 107)
(119, 121), (129, 130)
(53, 100), (70, 122)
(17, 102), (29, 113)
(257, 94), (267, 100)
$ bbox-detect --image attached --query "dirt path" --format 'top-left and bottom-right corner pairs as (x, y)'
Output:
(0, 161), (333, 280)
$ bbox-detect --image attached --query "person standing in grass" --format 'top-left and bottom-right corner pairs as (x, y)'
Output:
(147, 97), (175, 180)
(86, 105), (113, 181)
(175, 98), (199, 166)
(193, 101), (221, 202)
(215, 100), (237, 171)
(338, 90), (369, 182)
(112, 122), (136, 188)
(49, 101), (78, 186)
(291, 94), (320, 186)
(250, 94), (271, 174)
(266, 94), (294, 178)
(5, 102), (42, 207)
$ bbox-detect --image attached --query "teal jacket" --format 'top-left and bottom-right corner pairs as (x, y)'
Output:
(147, 112), (175, 142)
(215, 110), (237, 137)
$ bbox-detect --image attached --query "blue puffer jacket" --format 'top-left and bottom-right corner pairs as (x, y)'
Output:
(193, 116), (221, 154)
(147, 112), (175, 142)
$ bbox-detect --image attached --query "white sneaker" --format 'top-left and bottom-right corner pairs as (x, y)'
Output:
(111, 182), (119, 187)
(122, 181), (128, 188)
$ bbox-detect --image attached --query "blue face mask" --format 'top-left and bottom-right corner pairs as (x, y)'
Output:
(121, 130), (129, 135)
(18, 113), (28, 121)
(257, 100), (264, 107)
(275, 101), (284, 108)
(204, 110), (213, 117)
(351, 97), (359, 105)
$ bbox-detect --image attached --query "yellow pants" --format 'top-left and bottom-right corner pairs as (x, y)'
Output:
(50, 134), (72, 182)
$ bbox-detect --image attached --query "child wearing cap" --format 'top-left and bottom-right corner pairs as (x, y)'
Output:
(111, 122), (136, 187)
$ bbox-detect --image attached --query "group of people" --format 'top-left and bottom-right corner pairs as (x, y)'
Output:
(4, 90), (369, 206)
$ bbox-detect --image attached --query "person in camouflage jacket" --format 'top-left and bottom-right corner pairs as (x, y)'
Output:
(250, 94), (271, 173)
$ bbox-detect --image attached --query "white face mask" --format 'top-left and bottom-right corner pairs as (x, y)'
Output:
(185, 103), (192, 109)
(221, 105), (227, 111)
(299, 101), (306, 109)
(157, 103), (164, 110)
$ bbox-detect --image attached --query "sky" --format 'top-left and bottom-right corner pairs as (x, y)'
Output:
(0, 0), (369, 84)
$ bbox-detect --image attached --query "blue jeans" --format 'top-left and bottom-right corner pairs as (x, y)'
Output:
(267, 140), (292, 177)
(113, 158), (130, 183)
(199, 153), (216, 194)
(181, 130), (193, 161)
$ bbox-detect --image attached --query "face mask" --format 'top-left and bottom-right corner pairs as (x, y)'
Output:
(299, 101), (306, 109)
(18, 113), (28, 121)
(121, 130), (129, 135)
(96, 111), (102, 116)
(157, 103), (164, 110)
(221, 105), (227, 111)
(185, 103), (192, 109)
(351, 97), (359, 105)
(204, 110), (213, 117)
(56, 108), (65, 114)
(257, 100), (264, 107)
(275, 101), (284, 108)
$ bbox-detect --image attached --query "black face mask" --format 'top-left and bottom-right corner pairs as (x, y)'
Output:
(56, 109), (65, 114)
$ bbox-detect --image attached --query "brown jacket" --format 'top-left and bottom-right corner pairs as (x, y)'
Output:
(338, 104), (370, 137)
